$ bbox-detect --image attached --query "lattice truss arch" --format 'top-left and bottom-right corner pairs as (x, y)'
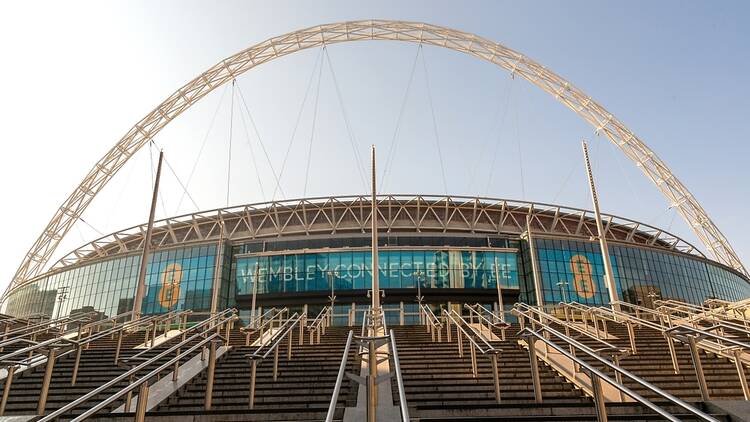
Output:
(10, 19), (747, 293)
(52, 195), (702, 270)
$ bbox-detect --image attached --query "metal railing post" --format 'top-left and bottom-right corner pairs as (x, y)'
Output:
(125, 374), (135, 412)
(150, 320), (157, 348)
(287, 327), (293, 360)
(469, 342), (478, 378)
(527, 336), (543, 403)
(0, 366), (15, 415)
(367, 337), (377, 422)
(457, 327), (464, 358)
(115, 329), (124, 364)
(590, 371), (608, 422)
(687, 335), (710, 401)
(134, 382), (149, 422)
(734, 350), (750, 400)
(665, 335), (680, 374)
(71, 345), (83, 386)
(490, 353), (501, 404)
(248, 359), (257, 409)
(626, 321), (637, 354)
(37, 348), (57, 415)
(205, 340), (217, 410)
(273, 345), (280, 381)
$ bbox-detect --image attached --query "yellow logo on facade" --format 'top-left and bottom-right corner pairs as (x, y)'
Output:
(570, 255), (595, 299)
(158, 263), (182, 309)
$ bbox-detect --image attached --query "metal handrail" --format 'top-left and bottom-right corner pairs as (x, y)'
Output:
(443, 309), (496, 354)
(246, 312), (305, 408)
(247, 313), (303, 359)
(610, 300), (664, 322)
(37, 310), (236, 422)
(0, 311), (98, 348)
(240, 307), (287, 346)
(389, 329), (410, 422)
(443, 308), (503, 403)
(514, 303), (627, 356)
(308, 306), (332, 330)
(419, 304), (443, 342)
(325, 330), (355, 422)
(465, 303), (510, 340)
(242, 307), (285, 331)
(120, 309), (231, 366)
(656, 299), (750, 331)
(519, 324), (720, 422)
(667, 324), (750, 355)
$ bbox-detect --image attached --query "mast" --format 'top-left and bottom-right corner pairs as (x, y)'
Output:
(370, 145), (380, 314)
(582, 140), (621, 310)
(132, 149), (163, 321)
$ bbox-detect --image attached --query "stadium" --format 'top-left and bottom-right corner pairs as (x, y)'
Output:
(4, 194), (750, 325)
(1, 20), (749, 422)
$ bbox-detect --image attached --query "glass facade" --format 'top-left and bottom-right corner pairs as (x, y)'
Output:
(533, 238), (750, 306)
(4, 244), (219, 319)
(233, 249), (519, 295)
(3, 236), (749, 319)
(141, 245), (217, 315)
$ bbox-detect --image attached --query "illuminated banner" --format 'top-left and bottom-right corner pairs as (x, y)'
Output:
(235, 249), (519, 295)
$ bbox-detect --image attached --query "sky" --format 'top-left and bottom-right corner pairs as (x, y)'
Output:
(0, 0), (749, 293)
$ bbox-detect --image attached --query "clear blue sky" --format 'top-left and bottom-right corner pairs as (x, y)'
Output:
(1, 0), (749, 290)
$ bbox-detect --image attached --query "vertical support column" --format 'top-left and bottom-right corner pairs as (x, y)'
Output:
(250, 263), (260, 326)
(494, 257), (505, 322)
(581, 141), (620, 311)
(210, 222), (225, 315)
(525, 215), (544, 309)
(132, 150), (164, 321)
(370, 146), (381, 319)
(367, 338), (378, 422)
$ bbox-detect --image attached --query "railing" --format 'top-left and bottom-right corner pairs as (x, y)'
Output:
(0, 311), (99, 351)
(246, 312), (305, 409)
(307, 306), (332, 344)
(664, 324), (750, 401)
(514, 303), (629, 357)
(326, 307), (409, 422)
(240, 307), (287, 346)
(566, 300), (750, 400)
(443, 309), (502, 403)
(557, 302), (641, 354)
(418, 304), (443, 342)
(37, 308), (237, 422)
(465, 303), (510, 341)
(518, 325), (720, 422)
(326, 330), (355, 422)
(390, 330), (410, 422)
(0, 309), (197, 415)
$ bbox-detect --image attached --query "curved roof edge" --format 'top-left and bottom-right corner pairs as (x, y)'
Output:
(37, 194), (705, 271)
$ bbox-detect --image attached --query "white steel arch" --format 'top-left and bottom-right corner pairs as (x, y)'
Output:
(9, 19), (747, 293)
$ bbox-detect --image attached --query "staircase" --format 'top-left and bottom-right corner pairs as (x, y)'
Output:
(151, 326), (358, 421)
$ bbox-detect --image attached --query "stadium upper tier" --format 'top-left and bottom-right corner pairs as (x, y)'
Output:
(3, 195), (749, 319)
